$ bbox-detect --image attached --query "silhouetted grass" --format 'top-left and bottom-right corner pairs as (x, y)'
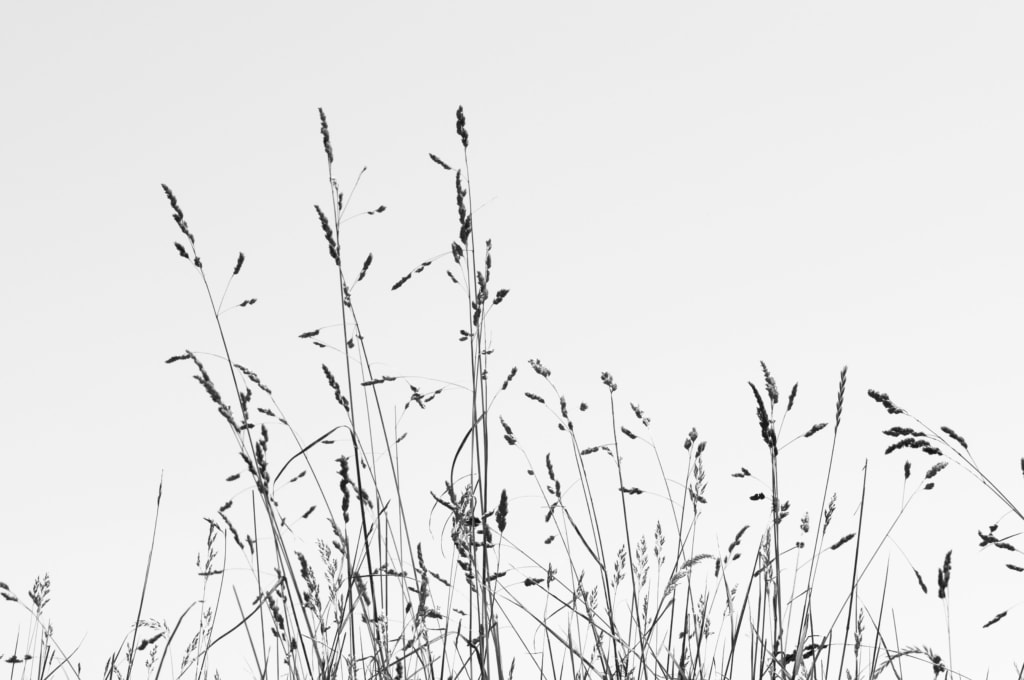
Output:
(5, 109), (1023, 680)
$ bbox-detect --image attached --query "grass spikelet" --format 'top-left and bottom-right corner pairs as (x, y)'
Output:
(180, 352), (238, 430)
(803, 422), (828, 438)
(834, 365), (848, 432)
(883, 426), (926, 438)
(456, 105), (469, 149)
(867, 388), (904, 415)
(318, 107), (333, 164)
(884, 437), (928, 455)
(924, 461), (948, 481)
(235, 363), (272, 395)
(218, 510), (245, 552)
(828, 533), (856, 551)
(824, 493), (837, 532)
(161, 184), (195, 245)
(392, 260), (435, 290)
(545, 452), (562, 500)
(728, 525), (750, 554)
(360, 376), (396, 387)
(337, 456), (351, 522)
(630, 402), (650, 426)
(428, 153), (452, 170)
(937, 550), (952, 599)
(389, 272), (409, 290)
(786, 382), (798, 413)
(760, 361), (779, 405)
(174, 242), (190, 261)
(28, 573), (50, 612)
(137, 631), (164, 652)
(748, 382), (774, 448)
(499, 416), (516, 445)
(500, 366), (518, 390)
(315, 205), (340, 265)
(356, 253), (373, 282)
(496, 489), (509, 531)
(528, 358), (551, 378)
(455, 170), (471, 244)
(321, 364), (348, 411)
(940, 426), (969, 450)
(982, 611), (1007, 628)
(914, 567), (928, 593)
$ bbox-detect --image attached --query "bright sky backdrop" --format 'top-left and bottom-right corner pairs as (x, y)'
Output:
(3, 2), (1024, 676)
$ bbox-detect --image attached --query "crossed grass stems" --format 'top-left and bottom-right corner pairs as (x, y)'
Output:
(5, 109), (1024, 680)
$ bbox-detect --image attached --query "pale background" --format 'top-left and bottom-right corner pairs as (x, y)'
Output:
(3, 2), (1024, 677)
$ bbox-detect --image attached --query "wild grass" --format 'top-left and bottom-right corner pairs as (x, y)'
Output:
(4, 109), (1024, 680)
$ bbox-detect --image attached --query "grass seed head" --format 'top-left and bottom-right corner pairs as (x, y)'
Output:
(496, 490), (509, 531)
(161, 184), (195, 245)
(528, 358), (551, 378)
(940, 426), (969, 450)
(786, 382), (798, 413)
(804, 422), (828, 438)
(834, 366), (848, 431)
(938, 550), (952, 598)
(429, 153), (452, 170)
(318, 107), (333, 164)
(315, 205), (340, 265)
(867, 388), (904, 415)
(456, 105), (469, 149)
(760, 361), (779, 405)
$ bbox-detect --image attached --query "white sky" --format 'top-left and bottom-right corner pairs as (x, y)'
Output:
(3, 2), (1024, 677)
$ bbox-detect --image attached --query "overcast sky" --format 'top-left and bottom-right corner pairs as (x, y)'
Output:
(3, 2), (1024, 676)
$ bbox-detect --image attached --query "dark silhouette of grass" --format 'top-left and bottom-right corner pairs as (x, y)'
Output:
(4, 108), (1023, 680)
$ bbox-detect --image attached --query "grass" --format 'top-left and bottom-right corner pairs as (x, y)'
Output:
(4, 108), (1023, 680)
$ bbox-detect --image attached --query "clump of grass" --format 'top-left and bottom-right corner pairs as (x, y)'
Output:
(6, 109), (1024, 680)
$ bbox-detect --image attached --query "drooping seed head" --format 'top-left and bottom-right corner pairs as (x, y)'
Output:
(867, 388), (904, 415)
